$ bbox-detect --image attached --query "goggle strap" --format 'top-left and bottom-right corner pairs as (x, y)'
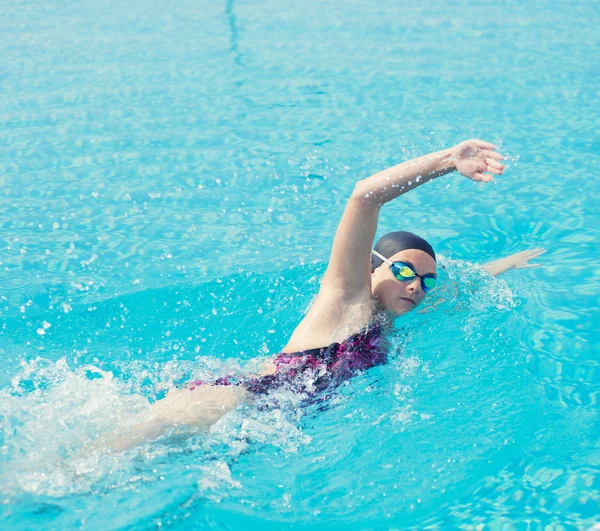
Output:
(371, 249), (393, 266)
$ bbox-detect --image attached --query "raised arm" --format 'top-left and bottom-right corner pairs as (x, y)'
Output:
(283, 139), (506, 351)
(320, 139), (506, 298)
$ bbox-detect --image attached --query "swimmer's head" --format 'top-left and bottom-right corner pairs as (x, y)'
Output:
(370, 231), (437, 316)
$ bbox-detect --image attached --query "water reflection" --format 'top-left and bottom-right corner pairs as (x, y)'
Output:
(225, 0), (244, 66)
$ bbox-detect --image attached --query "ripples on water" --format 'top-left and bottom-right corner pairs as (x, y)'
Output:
(1, 261), (597, 528)
(1, 0), (598, 528)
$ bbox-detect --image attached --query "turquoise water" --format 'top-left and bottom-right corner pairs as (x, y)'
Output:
(1, 0), (598, 528)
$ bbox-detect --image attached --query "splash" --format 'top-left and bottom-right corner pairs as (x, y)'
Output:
(0, 353), (313, 499)
(0, 260), (523, 503)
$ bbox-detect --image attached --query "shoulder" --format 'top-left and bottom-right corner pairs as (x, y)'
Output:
(282, 288), (376, 353)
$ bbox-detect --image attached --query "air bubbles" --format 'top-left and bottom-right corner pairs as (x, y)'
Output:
(36, 321), (51, 335)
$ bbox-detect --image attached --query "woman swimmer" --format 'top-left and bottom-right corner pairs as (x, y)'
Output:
(103, 139), (545, 451)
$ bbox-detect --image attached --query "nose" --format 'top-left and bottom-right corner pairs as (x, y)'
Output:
(405, 277), (421, 294)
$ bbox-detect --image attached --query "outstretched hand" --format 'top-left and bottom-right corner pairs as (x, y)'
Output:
(504, 248), (547, 269)
(451, 139), (506, 182)
(483, 248), (547, 277)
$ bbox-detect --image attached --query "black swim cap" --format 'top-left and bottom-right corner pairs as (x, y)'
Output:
(371, 231), (436, 271)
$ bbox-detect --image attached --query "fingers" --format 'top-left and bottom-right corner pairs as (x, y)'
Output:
(514, 263), (541, 269)
(516, 248), (546, 260)
(486, 164), (504, 175)
(526, 248), (547, 259)
(513, 248), (547, 269)
(473, 139), (496, 150)
(486, 158), (505, 171)
(483, 149), (506, 161)
(472, 172), (493, 182)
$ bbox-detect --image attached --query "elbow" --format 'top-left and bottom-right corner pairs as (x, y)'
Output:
(351, 180), (380, 207)
(351, 180), (366, 199)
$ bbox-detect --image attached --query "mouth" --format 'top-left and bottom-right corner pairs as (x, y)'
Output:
(400, 297), (416, 306)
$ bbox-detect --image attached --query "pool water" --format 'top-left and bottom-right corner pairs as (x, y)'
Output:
(0, 0), (598, 528)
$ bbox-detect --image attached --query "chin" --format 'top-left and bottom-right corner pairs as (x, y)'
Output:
(393, 306), (414, 316)
(393, 299), (420, 316)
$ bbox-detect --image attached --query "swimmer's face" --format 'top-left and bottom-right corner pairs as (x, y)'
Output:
(370, 249), (437, 316)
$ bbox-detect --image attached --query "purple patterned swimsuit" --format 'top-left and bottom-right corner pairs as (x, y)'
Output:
(189, 323), (387, 395)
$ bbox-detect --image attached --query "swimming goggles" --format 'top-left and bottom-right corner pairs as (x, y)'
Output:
(371, 249), (437, 293)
